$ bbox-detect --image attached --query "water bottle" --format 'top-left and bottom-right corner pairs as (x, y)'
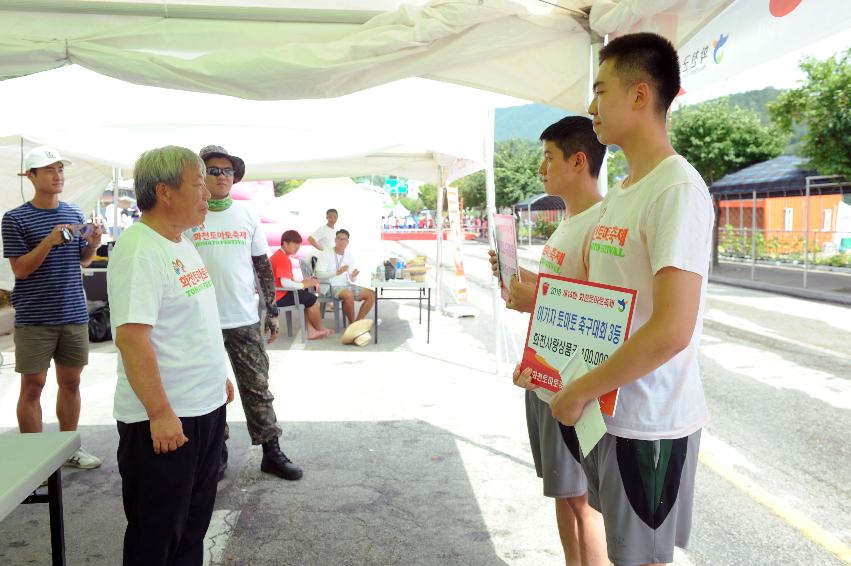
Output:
(396, 258), (403, 279)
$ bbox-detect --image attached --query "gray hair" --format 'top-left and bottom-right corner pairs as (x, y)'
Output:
(134, 146), (205, 211)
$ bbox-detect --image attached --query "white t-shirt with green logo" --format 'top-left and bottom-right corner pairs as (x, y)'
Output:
(589, 154), (713, 440)
(109, 222), (228, 423)
(185, 201), (269, 329)
(535, 202), (601, 404)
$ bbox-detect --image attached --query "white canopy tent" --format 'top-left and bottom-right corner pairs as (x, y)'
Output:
(0, 0), (733, 109)
(0, 0), (740, 354)
(0, 65), (513, 212)
(0, 66), (513, 300)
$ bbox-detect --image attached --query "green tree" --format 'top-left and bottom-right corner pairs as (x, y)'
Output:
(398, 196), (422, 214)
(607, 148), (627, 188)
(456, 139), (544, 209)
(457, 170), (485, 209)
(769, 50), (851, 179)
(670, 99), (786, 185)
(418, 183), (437, 210)
(273, 179), (304, 198)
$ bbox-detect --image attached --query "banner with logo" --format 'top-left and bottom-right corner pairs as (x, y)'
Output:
(493, 214), (519, 302)
(445, 185), (468, 303)
(520, 274), (637, 417)
(677, 0), (851, 96)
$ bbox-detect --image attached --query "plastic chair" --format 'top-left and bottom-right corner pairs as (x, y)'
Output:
(299, 257), (343, 332)
(275, 287), (307, 343)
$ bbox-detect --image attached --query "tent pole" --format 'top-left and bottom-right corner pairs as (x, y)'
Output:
(483, 107), (502, 373)
(113, 168), (120, 238)
(527, 204), (532, 247)
(591, 38), (608, 197)
(435, 165), (446, 314)
(750, 190), (756, 280)
(804, 177), (811, 288)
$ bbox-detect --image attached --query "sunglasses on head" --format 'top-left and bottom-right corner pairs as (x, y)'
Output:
(207, 166), (235, 177)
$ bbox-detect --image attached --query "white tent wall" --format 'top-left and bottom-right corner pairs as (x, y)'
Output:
(274, 178), (385, 286)
(0, 0), (733, 112)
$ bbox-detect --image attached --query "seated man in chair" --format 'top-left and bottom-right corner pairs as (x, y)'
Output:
(315, 229), (375, 325)
(269, 230), (333, 340)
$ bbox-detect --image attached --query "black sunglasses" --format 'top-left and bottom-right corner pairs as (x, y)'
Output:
(207, 166), (235, 177)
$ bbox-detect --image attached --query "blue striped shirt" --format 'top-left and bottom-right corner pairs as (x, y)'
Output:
(2, 202), (89, 325)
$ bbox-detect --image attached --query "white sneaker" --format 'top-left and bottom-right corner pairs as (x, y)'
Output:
(64, 447), (102, 469)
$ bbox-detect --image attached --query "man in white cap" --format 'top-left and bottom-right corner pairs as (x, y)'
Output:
(186, 144), (302, 481)
(1, 146), (103, 468)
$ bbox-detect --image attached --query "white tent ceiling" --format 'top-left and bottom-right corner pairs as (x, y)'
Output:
(0, 0), (733, 110)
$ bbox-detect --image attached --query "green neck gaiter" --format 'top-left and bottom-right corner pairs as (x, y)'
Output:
(207, 195), (233, 212)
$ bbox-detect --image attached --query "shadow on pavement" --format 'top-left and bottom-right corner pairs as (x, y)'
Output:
(0, 419), (510, 566)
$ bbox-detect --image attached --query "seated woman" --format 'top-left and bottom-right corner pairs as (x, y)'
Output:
(269, 230), (333, 340)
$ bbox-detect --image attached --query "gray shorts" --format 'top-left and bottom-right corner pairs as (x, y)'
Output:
(581, 429), (701, 566)
(13, 323), (90, 374)
(525, 390), (587, 498)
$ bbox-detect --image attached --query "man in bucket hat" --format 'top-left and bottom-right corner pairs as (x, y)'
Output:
(186, 144), (302, 481)
(2, 145), (103, 469)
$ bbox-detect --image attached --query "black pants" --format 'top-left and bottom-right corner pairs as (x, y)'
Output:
(117, 405), (226, 566)
(276, 288), (317, 308)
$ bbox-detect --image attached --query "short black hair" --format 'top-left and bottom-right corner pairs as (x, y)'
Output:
(281, 230), (302, 245)
(599, 32), (681, 114)
(326, 208), (338, 216)
(539, 116), (607, 178)
(336, 229), (350, 239)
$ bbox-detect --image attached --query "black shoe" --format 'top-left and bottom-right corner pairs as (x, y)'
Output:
(217, 442), (229, 482)
(260, 438), (303, 481)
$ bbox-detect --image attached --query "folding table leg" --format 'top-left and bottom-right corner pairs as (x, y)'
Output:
(47, 469), (66, 566)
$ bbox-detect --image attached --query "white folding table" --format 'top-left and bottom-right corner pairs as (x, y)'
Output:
(0, 431), (81, 566)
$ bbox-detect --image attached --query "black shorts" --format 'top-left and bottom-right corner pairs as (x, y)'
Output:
(276, 289), (317, 309)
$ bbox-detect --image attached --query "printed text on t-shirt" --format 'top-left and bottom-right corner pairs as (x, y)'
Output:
(590, 224), (629, 258)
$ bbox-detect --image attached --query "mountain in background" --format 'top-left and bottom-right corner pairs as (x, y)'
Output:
(495, 87), (805, 154)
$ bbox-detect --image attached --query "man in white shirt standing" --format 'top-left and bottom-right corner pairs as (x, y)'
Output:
(548, 33), (713, 566)
(187, 145), (302, 482)
(308, 208), (338, 252)
(315, 229), (376, 325)
(108, 145), (235, 565)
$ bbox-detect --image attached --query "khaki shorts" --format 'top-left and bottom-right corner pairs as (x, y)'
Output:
(13, 324), (90, 374)
(333, 284), (370, 301)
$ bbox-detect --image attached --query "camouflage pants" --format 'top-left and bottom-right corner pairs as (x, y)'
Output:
(222, 323), (282, 445)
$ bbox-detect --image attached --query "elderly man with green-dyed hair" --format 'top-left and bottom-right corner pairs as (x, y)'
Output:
(108, 145), (235, 566)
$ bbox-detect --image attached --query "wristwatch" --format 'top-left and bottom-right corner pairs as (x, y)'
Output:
(267, 305), (279, 317)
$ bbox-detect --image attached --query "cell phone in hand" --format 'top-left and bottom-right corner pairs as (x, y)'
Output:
(67, 223), (98, 238)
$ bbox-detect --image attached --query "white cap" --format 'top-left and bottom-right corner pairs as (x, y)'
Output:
(19, 146), (71, 175)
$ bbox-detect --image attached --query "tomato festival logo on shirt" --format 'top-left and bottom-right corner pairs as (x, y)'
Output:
(540, 244), (566, 274)
(190, 225), (250, 247)
(590, 224), (629, 258)
(172, 257), (214, 298)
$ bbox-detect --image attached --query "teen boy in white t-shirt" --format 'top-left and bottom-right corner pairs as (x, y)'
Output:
(548, 33), (714, 566)
(493, 116), (607, 566)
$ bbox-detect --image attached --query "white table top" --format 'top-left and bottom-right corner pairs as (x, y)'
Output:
(0, 432), (80, 521)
